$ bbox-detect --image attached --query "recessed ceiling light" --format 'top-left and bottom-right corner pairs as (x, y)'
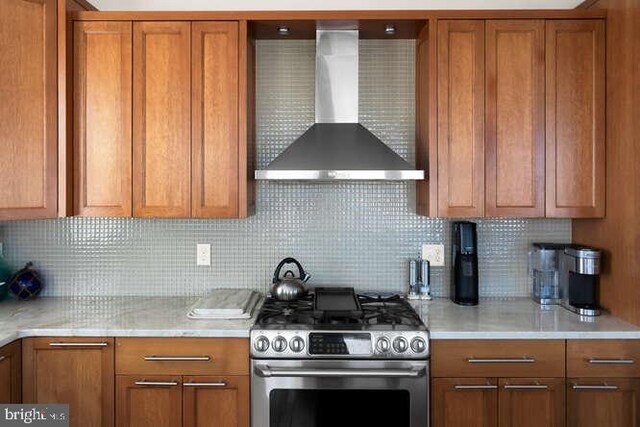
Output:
(385, 24), (396, 35)
(277, 26), (290, 36)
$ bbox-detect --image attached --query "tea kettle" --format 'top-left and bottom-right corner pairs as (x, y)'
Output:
(271, 257), (311, 301)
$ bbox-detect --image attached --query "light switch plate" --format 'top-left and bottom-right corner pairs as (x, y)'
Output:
(196, 244), (211, 266)
(422, 244), (445, 267)
(0, 242), (3, 257)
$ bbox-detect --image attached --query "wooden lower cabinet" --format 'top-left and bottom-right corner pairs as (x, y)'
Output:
(117, 375), (249, 427)
(183, 376), (249, 427)
(432, 377), (564, 427)
(0, 341), (21, 403)
(432, 378), (498, 427)
(567, 378), (640, 427)
(22, 337), (115, 427)
(116, 375), (182, 427)
(499, 378), (564, 427)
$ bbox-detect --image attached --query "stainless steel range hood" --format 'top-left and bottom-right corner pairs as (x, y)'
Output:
(255, 30), (424, 181)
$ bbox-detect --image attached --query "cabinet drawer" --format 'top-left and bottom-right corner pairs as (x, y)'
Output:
(116, 338), (249, 375)
(567, 340), (640, 378)
(432, 340), (565, 377)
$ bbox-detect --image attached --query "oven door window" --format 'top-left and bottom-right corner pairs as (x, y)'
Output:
(269, 389), (410, 427)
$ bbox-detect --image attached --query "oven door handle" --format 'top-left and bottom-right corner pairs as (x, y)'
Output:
(254, 365), (426, 378)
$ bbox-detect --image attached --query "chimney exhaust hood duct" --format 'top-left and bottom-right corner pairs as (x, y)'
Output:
(255, 30), (424, 181)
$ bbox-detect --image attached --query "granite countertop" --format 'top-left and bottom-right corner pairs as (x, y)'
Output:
(0, 296), (639, 348)
(0, 297), (258, 347)
(411, 298), (640, 340)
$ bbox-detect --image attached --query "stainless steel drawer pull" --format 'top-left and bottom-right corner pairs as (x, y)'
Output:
(49, 342), (109, 348)
(467, 358), (535, 364)
(503, 384), (549, 390)
(134, 381), (179, 387)
(144, 356), (211, 362)
(183, 382), (227, 388)
(572, 384), (619, 391)
(255, 365), (425, 379)
(454, 384), (498, 390)
(588, 358), (635, 365)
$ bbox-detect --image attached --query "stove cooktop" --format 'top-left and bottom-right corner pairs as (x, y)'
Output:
(251, 288), (429, 360)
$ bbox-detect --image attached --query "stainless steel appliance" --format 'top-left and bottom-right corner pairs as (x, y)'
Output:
(251, 287), (430, 427)
(451, 221), (479, 306)
(529, 242), (567, 305)
(560, 245), (602, 316)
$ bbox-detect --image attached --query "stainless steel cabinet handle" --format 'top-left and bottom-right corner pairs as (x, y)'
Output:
(144, 356), (211, 362)
(255, 365), (425, 378)
(572, 384), (619, 390)
(49, 342), (109, 348)
(467, 358), (535, 364)
(183, 382), (227, 387)
(134, 381), (179, 387)
(588, 358), (635, 365)
(503, 384), (549, 390)
(454, 384), (498, 390)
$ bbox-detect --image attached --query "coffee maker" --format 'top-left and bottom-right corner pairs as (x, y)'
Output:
(560, 245), (602, 316)
(451, 221), (479, 306)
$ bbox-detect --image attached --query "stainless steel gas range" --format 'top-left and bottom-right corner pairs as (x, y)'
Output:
(250, 287), (430, 427)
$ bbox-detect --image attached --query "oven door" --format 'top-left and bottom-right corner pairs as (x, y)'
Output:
(251, 359), (429, 427)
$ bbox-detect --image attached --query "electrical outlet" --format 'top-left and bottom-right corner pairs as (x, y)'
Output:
(422, 244), (445, 267)
(196, 244), (211, 266)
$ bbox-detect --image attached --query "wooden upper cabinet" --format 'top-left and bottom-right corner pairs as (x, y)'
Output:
(567, 379), (640, 427)
(485, 20), (545, 217)
(499, 378), (565, 427)
(545, 20), (605, 218)
(0, 0), (57, 220)
(183, 376), (249, 427)
(437, 20), (485, 218)
(116, 375), (182, 427)
(22, 337), (115, 427)
(133, 21), (192, 218)
(432, 378), (498, 427)
(192, 22), (240, 218)
(74, 21), (133, 217)
(0, 341), (21, 403)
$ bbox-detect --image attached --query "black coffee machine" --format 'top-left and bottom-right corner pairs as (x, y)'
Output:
(451, 221), (479, 306)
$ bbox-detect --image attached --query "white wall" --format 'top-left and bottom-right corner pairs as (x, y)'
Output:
(88, 0), (581, 11)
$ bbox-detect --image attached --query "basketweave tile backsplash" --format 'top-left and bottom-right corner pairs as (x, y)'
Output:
(0, 40), (571, 298)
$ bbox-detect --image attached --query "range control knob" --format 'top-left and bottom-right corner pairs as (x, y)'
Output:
(272, 336), (287, 352)
(393, 337), (408, 353)
(290, 336), (305, 353)
(254, 336), (270, 352)
(376, 336), (391, 353)
(411, 337), (427, 353)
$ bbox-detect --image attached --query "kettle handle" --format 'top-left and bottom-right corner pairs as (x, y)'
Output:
(273, 258), (306, 284)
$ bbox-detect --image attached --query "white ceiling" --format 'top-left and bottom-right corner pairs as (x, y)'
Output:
(87, 0), (582, 11)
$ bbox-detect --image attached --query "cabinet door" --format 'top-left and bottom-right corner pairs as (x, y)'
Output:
(0, 0), (57, 220)
(74, 21), (132, 217)
(499, 378), (564, 427)
(545, 20), (605, 218)
(485, 20), (545, 217)
(133, 22), (191, 218)
(568, 378), (640, 427)
(432, 378), (498, 427)
(0, 341), (21, 403)
(116, 375), (182, 427)
(183, 376), (249, 427)
(437, 20), (485, 218)
(192, 22), (240, 218)
(22, 337), (115, 427)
